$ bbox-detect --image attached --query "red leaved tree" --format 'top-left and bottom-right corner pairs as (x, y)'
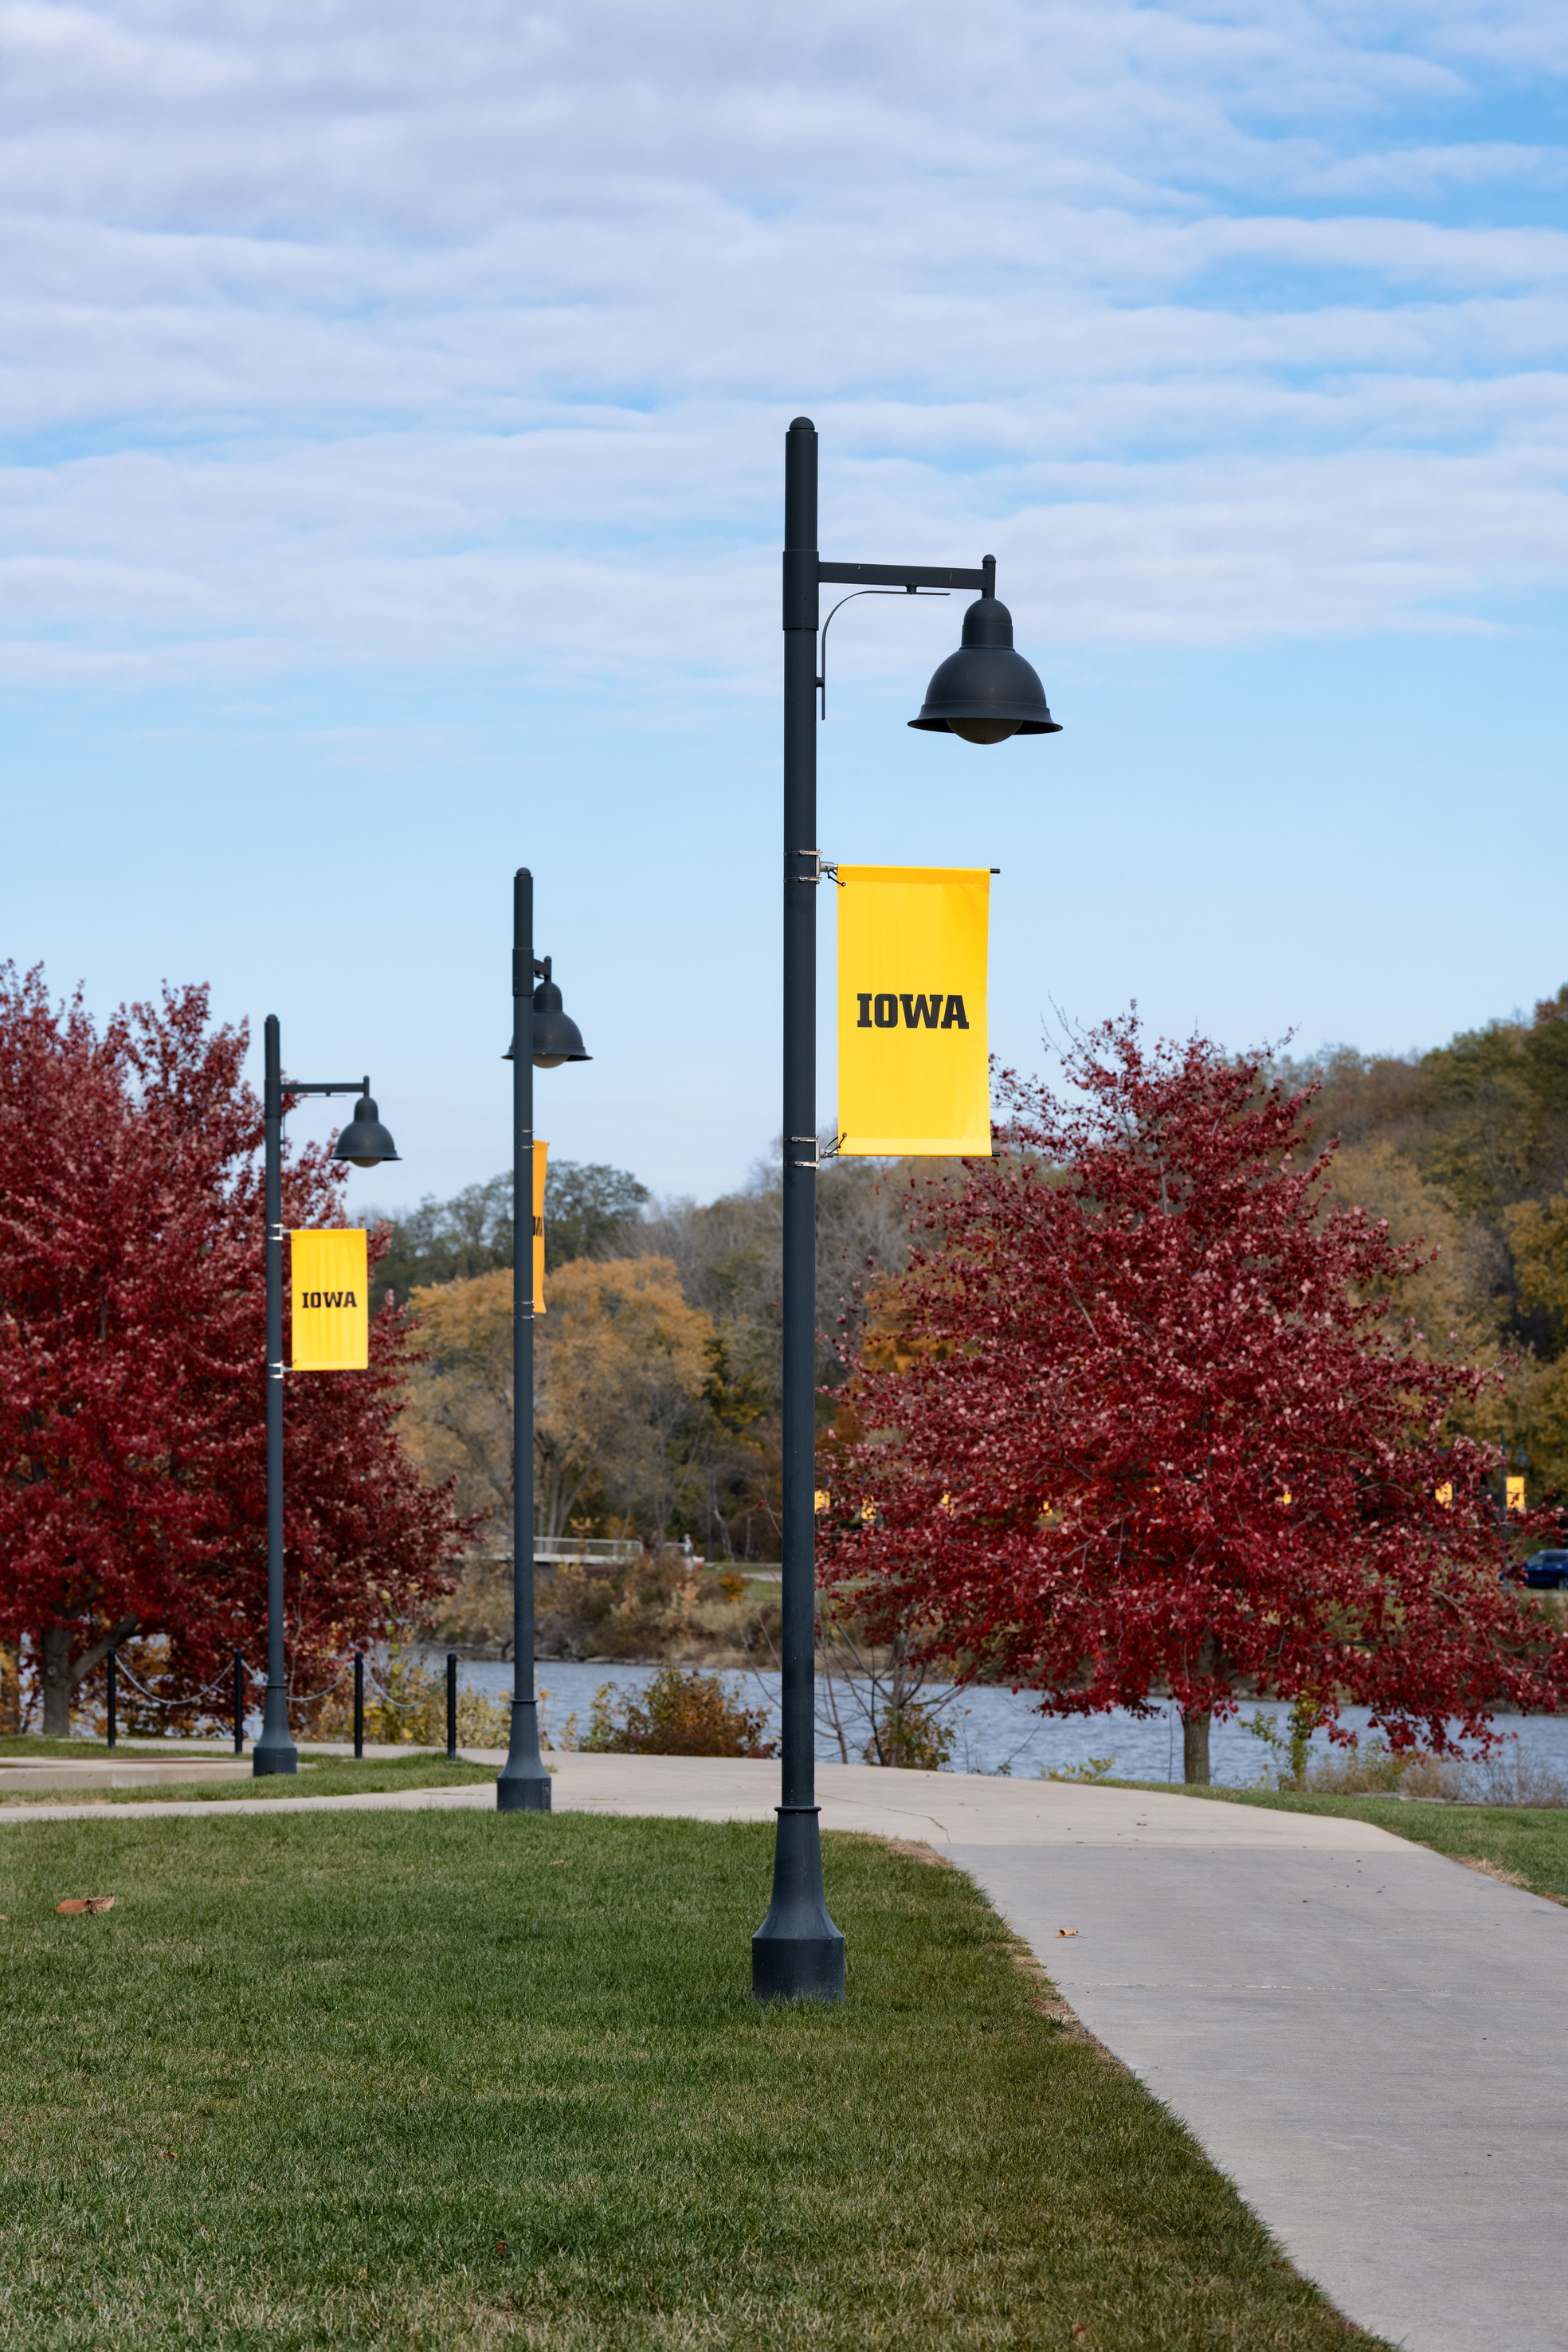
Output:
(0, 966), (461, 1733)
(820, 1015), (1568, 1781)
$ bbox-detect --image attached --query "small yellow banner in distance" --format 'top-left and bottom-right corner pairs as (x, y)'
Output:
(838, 864), (990, 1156)
(1507, 1474), (1526, 1513)
(291, 1228), (369, 1370)
(533, 1140), (548, 1314)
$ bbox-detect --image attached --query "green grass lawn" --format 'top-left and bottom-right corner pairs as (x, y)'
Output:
(0, 1811), (1378, 2350)
(1138, 1781), (1568, 1907)
(107, 1754), (496, 1805)
(0, 1749), (496, 1806)
(0, 1736), (144, 1758)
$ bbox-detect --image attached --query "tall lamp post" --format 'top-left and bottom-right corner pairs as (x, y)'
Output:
(253, 1017), (400, 1778)
(752, 417), (1060, 2001)
(498, 868), (590, 1812)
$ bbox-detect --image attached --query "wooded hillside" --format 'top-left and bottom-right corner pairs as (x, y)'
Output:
(1286, 985), (1568, 1498)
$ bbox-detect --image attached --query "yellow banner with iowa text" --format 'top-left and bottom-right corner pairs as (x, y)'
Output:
(532, 1139), (547, 1314)
(291, 1228), (368, 1370)
(837, 865), (990, 1156)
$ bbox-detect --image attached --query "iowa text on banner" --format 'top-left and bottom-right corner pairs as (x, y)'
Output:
(533, 1139), (548, 1314)
(837, 865), (991, 1156)
(290, 1228), (369, 1370)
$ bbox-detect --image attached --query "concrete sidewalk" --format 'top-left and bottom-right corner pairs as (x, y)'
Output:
(2, 1754), (1562, 2350)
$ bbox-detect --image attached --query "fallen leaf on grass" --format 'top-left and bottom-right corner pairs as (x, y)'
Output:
(57, 1897), (115, 1915)
(494, 2238), (508, 2256)
(1056, 1927), (1080, 1938)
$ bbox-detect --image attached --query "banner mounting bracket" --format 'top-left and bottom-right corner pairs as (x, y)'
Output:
(790, 849), (843, 887)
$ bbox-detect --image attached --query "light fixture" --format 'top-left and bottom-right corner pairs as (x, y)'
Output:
(908, 588), (1060, 743)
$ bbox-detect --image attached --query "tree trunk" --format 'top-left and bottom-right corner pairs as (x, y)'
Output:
(1182, 1707), (1212, 1785)
(38, 1624), (75, 1735)
(1181, 1630), (1220, 1784)
(36, 1615), (140, 1737)
(0, 1646), (20, 1736)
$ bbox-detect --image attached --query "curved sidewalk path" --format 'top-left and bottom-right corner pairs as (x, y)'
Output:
(6, 1754), (1565, 2351)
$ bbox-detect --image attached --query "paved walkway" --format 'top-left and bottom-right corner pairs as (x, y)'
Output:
(3, 1754), (1563, 2351)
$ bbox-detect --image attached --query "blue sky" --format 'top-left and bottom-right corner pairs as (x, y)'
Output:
(2, 0), (1566, 1209)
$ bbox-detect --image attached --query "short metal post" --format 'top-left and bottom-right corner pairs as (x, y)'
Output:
(354, 1653), (365, 1758)
(233, 1650), (244, 1754)
(106, 1648), (117, 1752)
(446, 1652), (458, 1760)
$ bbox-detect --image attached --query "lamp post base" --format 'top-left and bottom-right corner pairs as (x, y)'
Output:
(252, 1680), (298, 1777)
(497, 1697), (552, 1812)
(752, 1805), (845, 2001)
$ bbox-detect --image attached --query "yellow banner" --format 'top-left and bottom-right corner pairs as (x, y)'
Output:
(290, 1228), (369, 1370)
(532, 1140), (548, 1314)
(837, 865), (990, 1156)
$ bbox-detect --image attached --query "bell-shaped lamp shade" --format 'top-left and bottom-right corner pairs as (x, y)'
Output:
(504, 975), (592, 1069)
(908, 593), (1061, 744)
(332, 1096), (400, 1169)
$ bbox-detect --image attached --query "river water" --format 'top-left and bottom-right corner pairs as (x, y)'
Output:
(453, 1656), (1568, 1788)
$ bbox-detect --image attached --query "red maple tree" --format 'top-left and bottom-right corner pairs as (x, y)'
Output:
(820, 1016), (1568, 1780)
(0, 966), (461, 1733)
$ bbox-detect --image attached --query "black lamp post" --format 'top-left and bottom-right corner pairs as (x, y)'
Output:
(752, 417), (1059, 2001)
(252, 1017), (400, 1778)
(498, 868), (590, 1811)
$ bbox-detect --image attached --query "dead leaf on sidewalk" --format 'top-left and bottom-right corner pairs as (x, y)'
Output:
(57, 1897), (115, 1915)
(1056, 1927), (1080, 1938)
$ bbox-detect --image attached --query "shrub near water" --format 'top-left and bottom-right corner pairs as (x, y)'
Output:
(582, 1664), (777, 1756)
(1245, 1699), (1568, 1805)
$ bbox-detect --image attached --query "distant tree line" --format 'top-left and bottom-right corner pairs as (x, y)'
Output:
(365, 1160), (650, 1307)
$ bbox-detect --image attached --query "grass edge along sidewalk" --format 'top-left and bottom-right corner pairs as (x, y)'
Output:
(0, 1751), (497, 1806)
(0, 1810), (1383, 2350)
(1115, 1779), (1568, 1907)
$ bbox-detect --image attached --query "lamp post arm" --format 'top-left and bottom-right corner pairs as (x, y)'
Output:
(817, 555), (995, 595)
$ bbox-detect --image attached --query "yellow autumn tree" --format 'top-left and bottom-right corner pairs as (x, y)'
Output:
(1320, 1137), (1501, 1364)
(535, 1256), (715, 1537)
(399, 1267), (514, 1540)
(400, 1256), (715, 1547)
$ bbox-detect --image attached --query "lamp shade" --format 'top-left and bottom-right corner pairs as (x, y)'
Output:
(332, 1096), (400, 1168)
(504, 971), (592, 1068)
(908, 594), (1060, 743)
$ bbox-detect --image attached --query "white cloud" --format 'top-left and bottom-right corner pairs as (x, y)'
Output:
(0, 0), (1564, 675)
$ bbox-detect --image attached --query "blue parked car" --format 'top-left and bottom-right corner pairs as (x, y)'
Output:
(1518, 1551), (1568, 1590)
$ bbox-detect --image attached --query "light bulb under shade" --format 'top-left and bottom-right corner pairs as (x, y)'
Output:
(947, 717), (1021, 745)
